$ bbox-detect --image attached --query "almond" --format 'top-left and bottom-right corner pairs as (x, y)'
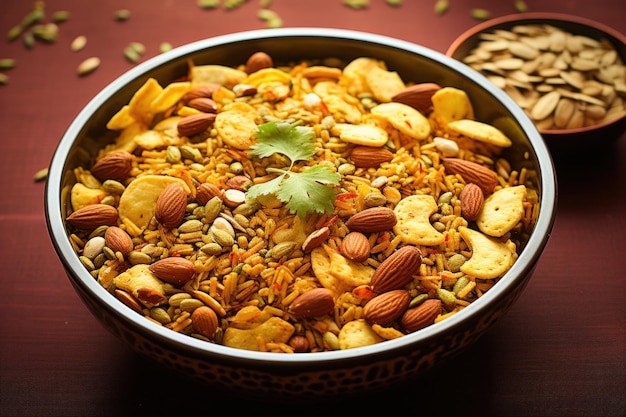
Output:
(442, 158), (498, 195)
(191, 306), (219, 339)
(149, 257), (196, 285)
(114, 289), (144, 314)
(66, 204), (119, 230)
(400, 299), (441, 333)
(459, 183), (484, 221)
(155, 183), (188, 228)
(196, 182), (222, 205)
(187, 97), (218, 113)
(391, 82), (442, 114)
(183, 83), (221, 101)
(104, 226), (133, 255)
(91, 151), (133, 181)
(349, 145), (394, 168)
(245, 51), (273, 74)
(363, 289), (410, 326)
(370, 245), (422, 294)
(222, 188), (246, 208)
(225, 175), (252, 191)
(289, 288), (335, 318)
(301, 226), (330, 253)
(345, 206), (397, 233)
(341, 231), (370, 262)
(177, 113), (216, 137)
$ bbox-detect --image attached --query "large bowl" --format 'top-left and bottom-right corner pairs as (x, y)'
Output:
(446, 13), (626, 154)
(45, 28), (557, 398)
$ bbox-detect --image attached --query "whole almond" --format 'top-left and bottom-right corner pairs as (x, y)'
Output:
(196, 182), (222, 205)
(187, 97), (218, 113)
(104, 226), (133, 255)
(363, 289), (410, 326)
(443, 158), (498, 195)
(349, 145), (394, 168)
(183, 83), (221, 101)
(400, 299), (441, 333)
(91, 151), (133, 181)
(345, 206), (397, 233)
(289, 288), (335, 318)
(177, 113), (216, 137)
(66, 204), (119, 230)
(225, 175), (252, 191)
(370, 245), (422, 294)
(149, 257), (196, 285)
(114, 289), (144, 314)
(155, 183), (188, 228)
(302, 226), (330, 253)
(459, 183), (484, 221)
(245, 51), (273, 74)
(391, 82), (442, 114)
(341, 231), (370, 262)
(191, 306), (219, 339)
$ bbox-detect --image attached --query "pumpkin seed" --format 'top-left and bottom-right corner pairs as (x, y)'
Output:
(434, 0), (448, 15)
(77, 57), (100, 76)
(0, 59), (16, 70)
(114, 9), (131, 21)
(197, 0), (219, 8)
(51, 11), (71, 23)
(470, 8), (491, 20)
(33, 167), (48, 182)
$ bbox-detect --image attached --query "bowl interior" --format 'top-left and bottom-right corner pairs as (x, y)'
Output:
(46, 28), (557, 364)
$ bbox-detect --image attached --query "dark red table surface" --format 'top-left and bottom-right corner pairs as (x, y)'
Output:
(1, 1), (624, 416)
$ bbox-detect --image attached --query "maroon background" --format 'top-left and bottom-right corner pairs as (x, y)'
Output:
(1, 1), (624, 416)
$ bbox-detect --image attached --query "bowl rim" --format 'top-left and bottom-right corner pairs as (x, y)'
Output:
(45, 27), (557, 366)
(446, 12), (626, 137)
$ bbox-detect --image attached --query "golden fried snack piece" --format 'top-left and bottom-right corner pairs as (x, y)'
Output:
(393, 195), (445, 246)
(447, 119), (513, 148)
(331, 123), (388, 147)
(214, 102), (259, 150)
(338, 319), (383, 349)
(364, 65), (406, 103)
(70, 183), (107, 211)
(310, 245), (374, 296)
(191, 64), (247, 89)
(222, 317), (295, 351)
(114, 264), (168, 307)
(431, 86), (475, 124)
(459, 226), (515, 279)
(477, 185), (527, 237)
(371, 102), (431, 140)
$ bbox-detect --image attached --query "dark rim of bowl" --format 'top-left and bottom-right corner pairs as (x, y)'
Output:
(45, 27), (557, 366)
(446, 12), (626, 137)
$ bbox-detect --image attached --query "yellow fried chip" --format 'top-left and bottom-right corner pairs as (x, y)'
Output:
(447, 119), (513, 147)
(313, 81), (363, 124)
(331, 123), (388, 147)
(214, 102), (258, 150)
(431, 87), (475, 124)
(311, 245), (374, 295)
(222, 317), (295, 351)
(150, 81), (192, 115)
(107, 105), (135, 131)
(311, 246), (349, 296)
(190, 65), (247, 89)
(459, 226), (514, 279)
(70, 183), (107, 211)
(393, 195), (444, 246)
(365, 65), (406, 103)
(118, 175), (190, 232)
(477, 185), (527, 237)
(338, 319), (383, 350)
(242, 67), (291, 87)
(339, 57), (382, 95)
(113, 264), (167, 306)
(128, 78), (163, 125)
(371, 102), (431, 140)
(300, 65), (342, 80)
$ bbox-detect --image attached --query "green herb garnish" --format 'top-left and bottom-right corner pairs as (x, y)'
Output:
(247, 121), (340, 218)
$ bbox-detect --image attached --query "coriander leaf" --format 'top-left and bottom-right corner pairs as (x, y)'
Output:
(276, 165), (340, 218)
(251, 121), (316, 164)
(246, 173), (285, 200)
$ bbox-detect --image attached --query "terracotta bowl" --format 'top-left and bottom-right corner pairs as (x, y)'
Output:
(45, 28), (557, 398)
(447, 12), (626, 154)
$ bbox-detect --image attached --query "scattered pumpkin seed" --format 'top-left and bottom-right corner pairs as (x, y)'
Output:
(197, 0), (219, 8)
(71, 35), (87, 52)
(114, 9), (131, 21)
(159, 42), (173, 53)
(22, 7), (45, 28)
(343, 0), (370, 9)
(32, 23), (59, 43)
(223, 0), (248, 10)
(129, 41), (146, 55)
(257, 9), (278, 21)
(51, 10), (70, 23)
(0, 73), (8, 85)
(385, 0), (403, 6)
(266, 17), (283, 28)
(514, 0), (528, 12)
(7, 25), (23, 42)
(470, 8), (491, 20)
(23, 31), (35, 49)
(434, 0), (449, 15)
(77, 57), (101, 76)
(33, 167), (49, 182)
(0, 59), (16, 70)
(124, 46), (140, 63)
(260, 0), (273, 7)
